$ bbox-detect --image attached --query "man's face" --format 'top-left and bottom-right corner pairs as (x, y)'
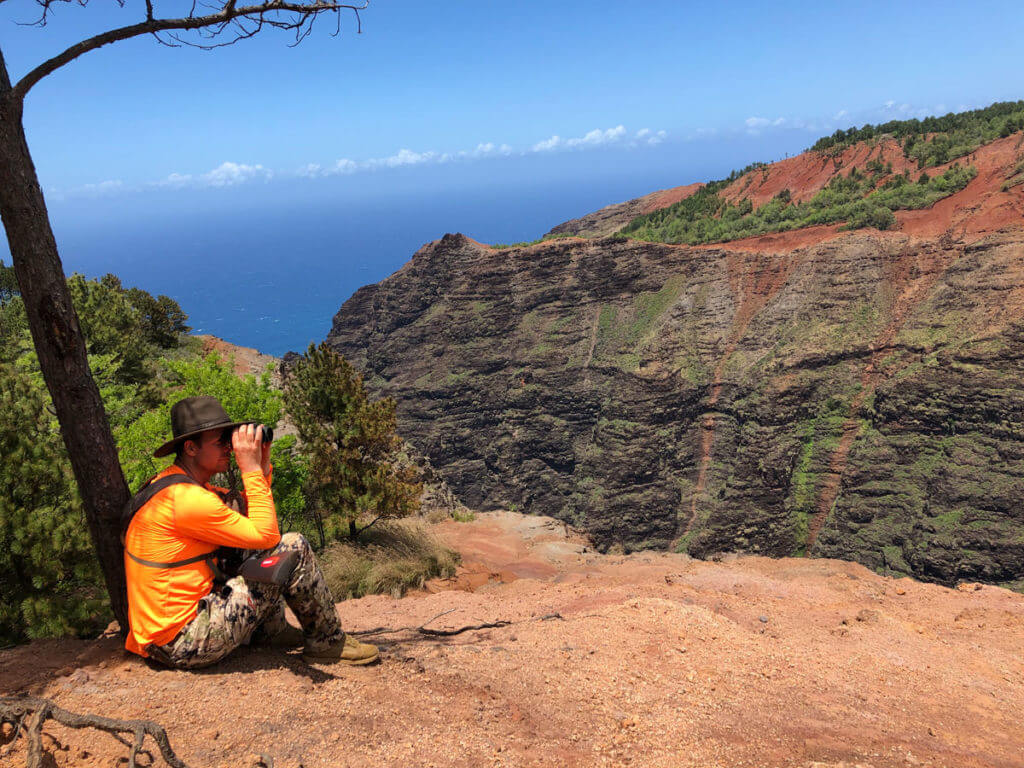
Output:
(188, 428), (232, 475)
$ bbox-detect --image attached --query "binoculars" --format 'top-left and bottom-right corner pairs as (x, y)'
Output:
(220, 423), (274, 445)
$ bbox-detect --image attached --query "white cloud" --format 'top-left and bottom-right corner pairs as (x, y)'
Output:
(458, 142), (514, 159)
(635, 128), (667, 146)
(876, 100), (952, 120)
(833, 109), (848, 121)
(376, 148), (443, 168)
(202, 162), (272, 187)
(299, 141), (520, 178)
(568, 125), (627, 147)
(684, 126), (718, 142)
(62, 123), (669, 196)
(333, 158), (359, 174)
(745, 116), (786, 134)
(79, 179), (124, 196)
(530, 125), (632, 152)
(159, 172), (193, 188)
(532, 135), (563, 152)
(156, 162), (271, 188)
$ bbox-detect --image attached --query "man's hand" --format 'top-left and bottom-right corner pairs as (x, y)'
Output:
(232, 423), (264, 474)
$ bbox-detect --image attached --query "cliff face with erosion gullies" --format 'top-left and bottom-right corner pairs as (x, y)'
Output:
(327, 121), (1024, 590)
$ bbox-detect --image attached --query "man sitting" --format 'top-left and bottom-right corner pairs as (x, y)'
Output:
(123, 395), (378, 668)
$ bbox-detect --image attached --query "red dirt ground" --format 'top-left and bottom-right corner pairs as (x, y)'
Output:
(3, 512), (1023, 768)
(703, 133), (1024, 254)
(719, 139), (922, 208)
(640, 183), (704, 214)
(197, 335), (280, 380)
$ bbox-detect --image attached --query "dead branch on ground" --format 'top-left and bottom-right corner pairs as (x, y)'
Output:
(0, 695), (206, 768)
(350, 610), (565, 639)
(418, 620), (512, 637)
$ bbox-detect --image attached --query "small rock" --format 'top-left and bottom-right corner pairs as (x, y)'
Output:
(956, 582), (984, 592)
(758, 615), (769, 623)
(855, 609), (880, 624)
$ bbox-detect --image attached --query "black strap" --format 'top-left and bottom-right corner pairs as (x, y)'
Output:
(126, 550), (215, 569)
(123, 473), (220, 570)
(121, 474), (203, 541)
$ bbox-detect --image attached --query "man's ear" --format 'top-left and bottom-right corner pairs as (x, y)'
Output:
(183, 438), (199, 457)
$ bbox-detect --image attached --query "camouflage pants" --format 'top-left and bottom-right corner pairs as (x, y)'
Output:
(149, 532), (344, 669)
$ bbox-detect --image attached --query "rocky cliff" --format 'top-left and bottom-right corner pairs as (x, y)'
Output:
(326, 130), (1024, 590)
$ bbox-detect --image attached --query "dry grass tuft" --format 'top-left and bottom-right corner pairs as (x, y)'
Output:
(320, 519), (459, 599)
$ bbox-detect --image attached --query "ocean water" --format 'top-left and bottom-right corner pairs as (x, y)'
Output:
(34, 134), (810, 356)
(52, 174), (639, 357)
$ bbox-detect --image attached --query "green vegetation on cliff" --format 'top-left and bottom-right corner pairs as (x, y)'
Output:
(810, 100), (1024, 164)
(613, 101), (1024, 247)
(621, 163), (976, 245)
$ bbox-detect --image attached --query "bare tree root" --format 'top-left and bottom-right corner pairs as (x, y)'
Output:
(418, 620), (512, 637)
(0, 695), (201, 768)
(351, 610), (565, 639)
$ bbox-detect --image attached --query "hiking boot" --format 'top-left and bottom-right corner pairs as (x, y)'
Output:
(252, 623), (305, 649)
(302, 634), (380, 666)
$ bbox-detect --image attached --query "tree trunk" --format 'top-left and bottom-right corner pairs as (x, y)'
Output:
(0, 48), (130, 634)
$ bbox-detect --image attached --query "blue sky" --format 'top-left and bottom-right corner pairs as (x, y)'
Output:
(3, 0), (1023, 201)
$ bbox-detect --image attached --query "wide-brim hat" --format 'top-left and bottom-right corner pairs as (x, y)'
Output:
(154, 396), (247, 458)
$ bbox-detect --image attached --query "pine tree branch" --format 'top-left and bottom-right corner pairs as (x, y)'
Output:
(11, 0), (368, 103)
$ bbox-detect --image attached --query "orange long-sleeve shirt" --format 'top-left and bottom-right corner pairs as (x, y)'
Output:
(124, 464), (280, 657)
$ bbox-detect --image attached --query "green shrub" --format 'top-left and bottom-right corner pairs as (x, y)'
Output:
(809, 100), (1024, 165)
(621, 161), (976, 245)
(0, 271), (195, 644)
(0, 363), (110, 645)
(283, 343), (423, 542)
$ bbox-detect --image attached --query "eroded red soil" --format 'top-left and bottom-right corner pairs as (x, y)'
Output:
(3, 513), (1023, 768)
(640, 183), (704, 214)
(703, 133), (1024, 254)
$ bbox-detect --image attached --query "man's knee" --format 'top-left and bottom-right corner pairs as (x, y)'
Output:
(279, 532), (311, 552)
